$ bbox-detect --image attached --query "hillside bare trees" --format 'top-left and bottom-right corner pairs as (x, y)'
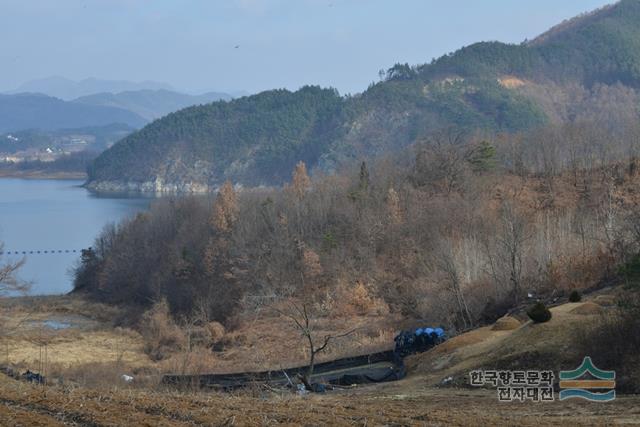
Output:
(74, 123), (640, 335)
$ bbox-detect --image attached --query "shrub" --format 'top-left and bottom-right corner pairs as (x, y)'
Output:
(205, 321), (226, 344)
(338, 280), (390, 316)
(351, 281), (375, 314)
(569, 290), (582, 302)
(140, 300), (186, 361)
(527, 302), (552, 323)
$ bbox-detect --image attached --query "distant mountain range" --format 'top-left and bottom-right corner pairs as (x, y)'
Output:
(85, 0), (640, 193)
(9, 77), (176, 101)
(0, 78), (235, 141)
(0, 93), (146, 134)
(74, 90), (232, 121)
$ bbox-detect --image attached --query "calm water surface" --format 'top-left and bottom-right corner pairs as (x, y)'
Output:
(0, 179), (151, 294)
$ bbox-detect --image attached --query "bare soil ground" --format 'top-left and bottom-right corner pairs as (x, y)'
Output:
(0, 379), (638, 426)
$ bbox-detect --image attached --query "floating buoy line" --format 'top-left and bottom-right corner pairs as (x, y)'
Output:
(0, 249), (85, 256)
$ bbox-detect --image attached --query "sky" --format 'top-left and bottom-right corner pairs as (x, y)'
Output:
(0, 0), (614, 95)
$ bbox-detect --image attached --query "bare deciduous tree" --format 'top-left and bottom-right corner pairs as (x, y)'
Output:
(386, 187), (403, 225)
(433, 241), (473, 331)
(277, 302), (356, 391)
(0, 243), (29, 295)
(414, 129), (470, 195)
(495, 201), (530, 305)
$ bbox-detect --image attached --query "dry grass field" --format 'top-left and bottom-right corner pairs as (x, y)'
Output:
(0, 376), (638, 426)
(0, 297), (152, 385)
(1, 292), (639, 426)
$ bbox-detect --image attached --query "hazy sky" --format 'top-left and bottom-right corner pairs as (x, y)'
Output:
(0, 0), (613, 95)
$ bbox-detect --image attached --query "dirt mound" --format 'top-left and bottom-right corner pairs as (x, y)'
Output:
(407, 300), (605, 386)
(491, 316), (521, 331)
(570, 302), (603, 315)
(431, 327), (494, 354)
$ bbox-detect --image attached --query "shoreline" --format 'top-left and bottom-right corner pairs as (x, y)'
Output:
(85, 179), (214, 194)
(0, 171), (87, 180)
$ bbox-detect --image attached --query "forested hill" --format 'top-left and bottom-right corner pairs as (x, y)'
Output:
(88, 87), (345, 191)
(87, 0), (640, 192)
(418, 0), (640, 86)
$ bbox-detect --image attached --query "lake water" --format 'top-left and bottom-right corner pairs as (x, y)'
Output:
(0, 179), (151, 295)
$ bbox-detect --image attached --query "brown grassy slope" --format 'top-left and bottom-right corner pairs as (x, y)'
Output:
(404, 293), (623, 388)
